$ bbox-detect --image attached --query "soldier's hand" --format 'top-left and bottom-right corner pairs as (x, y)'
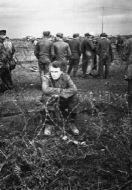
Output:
(52, 94), (59, 98)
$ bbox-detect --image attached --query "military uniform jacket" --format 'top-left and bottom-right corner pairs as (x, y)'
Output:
(51, 40), (71, 61)
(42, 72), (77, 100)
(81, 38), (94, 58)
(34, 38), (52, 62)
(68, 39), (81, 59)
(3, 39), (15, 60)
(123, 38), (132, 79)
(97, 38), (113, 60)
(0, 40), (8, 69)
(124, 38), (132, 63)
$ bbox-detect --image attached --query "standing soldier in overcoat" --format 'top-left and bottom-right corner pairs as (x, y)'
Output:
(3, 36), (15, 89)
(81, 33), (95, 78)
(34, 31), (53, 80)
(67, 33), (81, 77)
(0, 30), (11, 92)
(51, 33), (71, 73)
(97, 33), (113, 79)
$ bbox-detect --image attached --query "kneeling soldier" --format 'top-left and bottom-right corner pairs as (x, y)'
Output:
(41, 61), (79, 135)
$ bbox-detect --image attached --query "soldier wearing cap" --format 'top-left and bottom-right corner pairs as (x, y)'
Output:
(96, 33), (113, 79)
(3, 36), (15, 89)
(67, 33), (81, 77)
(0, 30), (13, 92)
(51, 33), (71, 73)
(81, 33), (95, 78)
(34, 31), (53, 80)
(116, 35), (124, 57)
(0, 30), (6, 39)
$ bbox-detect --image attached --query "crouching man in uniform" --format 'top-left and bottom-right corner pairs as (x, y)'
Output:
(41, 61), (79, 135)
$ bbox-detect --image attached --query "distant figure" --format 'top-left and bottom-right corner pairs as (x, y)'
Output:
(34, 31), (53, 79)
(41, 61), (79, 136)
(0, 30), (15, 92)
(115, 35), (124, 57)
(0, 30), (7, 92)
(92, 36), (99, 71)
(81, 33), (95, 78)
(123, 37), (132, 125)
(67, 33), (81, 77)
(51, 33), (71, 73)
(97, 33), (113, 79)
(3, 36), (15, 89)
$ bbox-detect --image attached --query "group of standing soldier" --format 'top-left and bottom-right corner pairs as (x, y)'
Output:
(34, 31), (114, 82)
(0, 29), (114, 94)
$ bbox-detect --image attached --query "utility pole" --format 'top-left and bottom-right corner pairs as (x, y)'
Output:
(102, 7), (104, 33)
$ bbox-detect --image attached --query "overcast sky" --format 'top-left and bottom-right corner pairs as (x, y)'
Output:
(0, 0), (132, 38)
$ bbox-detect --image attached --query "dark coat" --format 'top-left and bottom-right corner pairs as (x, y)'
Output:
(34, 37), (52, 63)
(81, 38), (94, 58)
(42, 72), (77, 99)
(51, 40), (71, 61)
(124, 38), (132, 79)
(0, 40), (8, 69)
(97, 37), (113, 61)
(124, 38), (132, 63)
(68, 39), (81, 59)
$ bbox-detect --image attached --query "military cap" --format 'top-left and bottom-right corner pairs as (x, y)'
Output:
(43, 31), (50, 36)
(73, 33), (79, 38)
(56, 33), (63, 38)
(100, 33), (107, 37)
(0, 30), (6, 35)
(84, 33), (91, 37)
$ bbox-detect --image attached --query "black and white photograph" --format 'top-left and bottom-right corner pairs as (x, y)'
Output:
(0, 0), (132, 189)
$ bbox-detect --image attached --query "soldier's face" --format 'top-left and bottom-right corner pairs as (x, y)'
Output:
(50, 66), (62, 80)
(0, 35), (6, 39)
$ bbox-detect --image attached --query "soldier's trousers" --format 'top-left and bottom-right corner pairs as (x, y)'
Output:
(38, 61), (50, 78)
(128, 80), (132, 110)
(42, 94), (79, 124)
(38, 56), (51, 80)
(82, 56), (93, 76)
(67, 58), (79, 76)
(60, 60), (68, 73)
(98, 57), (110, 79)
(128, 79), (132, 125)
(59, 95), (78, 116)
(0, 68), (13, 91)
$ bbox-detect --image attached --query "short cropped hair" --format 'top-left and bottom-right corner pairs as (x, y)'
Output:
(73, 33), (79, 38)
(43, 31), (50, 37)
(50, 61), (62, 69)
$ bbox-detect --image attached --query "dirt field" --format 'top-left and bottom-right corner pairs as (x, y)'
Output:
(0, 41), (131, 190)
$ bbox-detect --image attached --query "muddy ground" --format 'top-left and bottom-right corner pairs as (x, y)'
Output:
(1, 58), (132, 189)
